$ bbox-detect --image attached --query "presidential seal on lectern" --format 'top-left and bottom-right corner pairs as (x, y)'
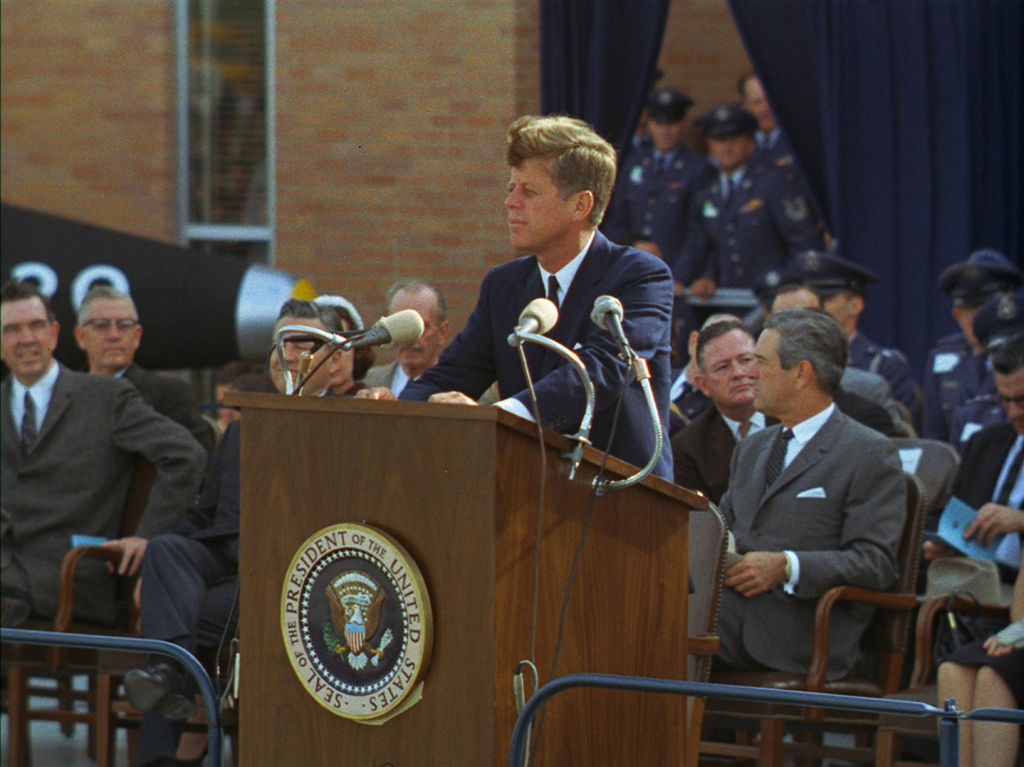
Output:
(280, 523), (433, 723)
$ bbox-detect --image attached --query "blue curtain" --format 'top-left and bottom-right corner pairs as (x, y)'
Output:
(728, 0), (1024, 377)
(540, 0), (672, 158)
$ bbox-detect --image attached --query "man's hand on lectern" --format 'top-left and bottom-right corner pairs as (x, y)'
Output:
(355, 387), (397, 401)
(428, 391), (477, 406)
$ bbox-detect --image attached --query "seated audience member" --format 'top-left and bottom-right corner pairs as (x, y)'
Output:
(75, 285), (215, 464)
(1, 281), (204, 627)
(313, 294), (375, 396)
(213, 359), (255, 433)
(680, 104), (823, 294)
(923, 330), (1024, 586)
(923, 248), (1022, 442)
(946, 291), (1024, 450)
(783, 248), (918, 421)
(936, 551), (1023, 767)
(714, 308), (905, 677)
(667, 313), (740, 433)
(124, 298), (341, 766)
(362, 280), (450, 397)
(672, 319), (767, 503)
(772, 283), (910, 436)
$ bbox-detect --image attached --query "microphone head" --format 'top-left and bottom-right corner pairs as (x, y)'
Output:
(520, 297), (559, 335)
(378, 308), (425, 347)
(591, 295), (624, 331)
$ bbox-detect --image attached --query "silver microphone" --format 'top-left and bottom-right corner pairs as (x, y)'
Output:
(590, 295), (632, 359)
(508, 298), (559, 346)
(341, 309), (424, 351)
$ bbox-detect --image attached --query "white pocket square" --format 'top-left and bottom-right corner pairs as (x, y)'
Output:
(796, 487), (827, 499)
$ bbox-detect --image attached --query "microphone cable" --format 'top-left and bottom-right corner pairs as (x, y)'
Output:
(527, 366), (633, 767)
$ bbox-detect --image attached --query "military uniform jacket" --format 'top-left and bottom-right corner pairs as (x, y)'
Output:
(602, 146), (715, 283)
(717, 409), (906, 678)
(848, 332), (917, 418)
(922, 332), (994, 442)
(682, 163), (823, 289)
(1, 365), (205, 625)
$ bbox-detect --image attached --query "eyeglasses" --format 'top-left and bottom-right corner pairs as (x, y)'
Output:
(82, 318), (139, 332)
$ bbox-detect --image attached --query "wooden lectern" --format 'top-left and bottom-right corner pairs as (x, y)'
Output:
(230, 393), (705, 766)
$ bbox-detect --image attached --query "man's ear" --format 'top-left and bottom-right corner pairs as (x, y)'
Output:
(573, 190), (595, 222)
(793, 359), (815, 390)
(73, 324), (86, 351)
(693, 371), (711, 397)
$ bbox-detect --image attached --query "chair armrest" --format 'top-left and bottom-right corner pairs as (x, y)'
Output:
(53, 546), (123, 633)
(806, 585), (918, 692)
(688, 636), (721, 657)
(908, 593), (1011, 688)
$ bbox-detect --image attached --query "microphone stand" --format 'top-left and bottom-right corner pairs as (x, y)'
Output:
(594, 346), (664, 494)
(274, 325), (350, 395)
(510, 330), (595, 481)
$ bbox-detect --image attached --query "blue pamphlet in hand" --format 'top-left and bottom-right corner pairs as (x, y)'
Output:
(70, 534), (109, 548)
(933, 496), (1005, 561)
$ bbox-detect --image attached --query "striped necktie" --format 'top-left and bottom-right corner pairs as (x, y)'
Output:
(764, 429), (793, 488)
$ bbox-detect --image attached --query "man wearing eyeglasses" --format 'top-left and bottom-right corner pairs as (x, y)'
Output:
(75, 285), (215, 464)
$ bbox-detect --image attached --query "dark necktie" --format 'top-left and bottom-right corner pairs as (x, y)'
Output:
(721, 176), (732, 201)
(764, 428), (794, 488)
(547, 275), (560, 305)
(995, 443), (1024, 507)
(738, 420), (752, 439)
(21, 391), (37, 457)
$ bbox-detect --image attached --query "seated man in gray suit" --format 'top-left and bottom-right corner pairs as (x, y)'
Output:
(1, 281), (205, 627)
(715, 307), (906, 679)
(362, 280), (450, 397)
(74, 285), (215, 466)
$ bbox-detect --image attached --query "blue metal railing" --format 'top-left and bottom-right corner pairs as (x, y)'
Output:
(508, 672), (1024, 767)
(1, 627), (223, 767)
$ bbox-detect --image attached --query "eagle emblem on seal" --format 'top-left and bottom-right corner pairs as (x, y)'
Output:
(324, 572), (393, 670)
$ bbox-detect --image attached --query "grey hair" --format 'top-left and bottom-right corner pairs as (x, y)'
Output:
(77, 285), (138, 325)
(277, 298), (343, 334)
(763, 307), (847, 395)
(385, 279), (447, 320)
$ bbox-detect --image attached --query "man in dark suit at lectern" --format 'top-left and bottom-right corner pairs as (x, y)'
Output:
(359, 115), (676, 479)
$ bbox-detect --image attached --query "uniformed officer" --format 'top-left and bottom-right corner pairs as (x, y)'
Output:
(784, 248), (920, 422)
(681, 104), (823, 293)
(922, 249), (1023, 442)
(738, 73), (796, 172)
(602, 87), (715, 285)
(947, 290), (1024, 450)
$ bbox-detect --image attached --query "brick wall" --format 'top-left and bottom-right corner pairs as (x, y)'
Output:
(1, 0), (748, 338)
(0, 0), (177, 239)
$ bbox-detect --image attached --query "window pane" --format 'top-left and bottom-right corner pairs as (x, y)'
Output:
(188, 0), (267, 226)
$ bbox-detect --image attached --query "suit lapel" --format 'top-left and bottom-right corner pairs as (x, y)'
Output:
(31, 365), (74, 454)
(1, 380), (19, 456)
(539, 234), (610, 377)
(759, 409), (842, 506)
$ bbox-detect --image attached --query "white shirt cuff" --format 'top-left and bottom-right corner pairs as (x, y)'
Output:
(495, 397), (535, 422)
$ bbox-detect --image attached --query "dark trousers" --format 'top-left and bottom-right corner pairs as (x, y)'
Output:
(135, 533), (238, 767)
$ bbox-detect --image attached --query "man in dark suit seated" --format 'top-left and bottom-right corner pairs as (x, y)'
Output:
(0, 280), (205, 627)
(672, 319), (766, 504)
(359, 115), (675, 479)
(923, 304), (1024, 585)
(74, 285), (215, 465)
(123, 298), (345, 766)
(715, 308), (906, 678)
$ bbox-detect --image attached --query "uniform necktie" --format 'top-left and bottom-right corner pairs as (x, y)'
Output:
(21, 391), (37, 457)
(764, 428), (793, 488)
(547, 275), (560, 305)
(995, 444), (1024, 507)
(721, 176), (732, 201)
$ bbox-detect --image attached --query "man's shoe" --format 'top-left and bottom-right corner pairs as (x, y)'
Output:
(125, 664), (197, 720)
(1, 596), (31, 627)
